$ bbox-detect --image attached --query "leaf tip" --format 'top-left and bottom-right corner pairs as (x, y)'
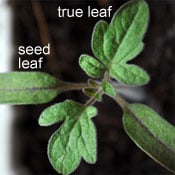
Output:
(38, 115), (47, 126)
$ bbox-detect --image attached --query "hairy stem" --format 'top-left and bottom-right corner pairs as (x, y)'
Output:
(103, 71), (110, 81)
(57, 82), (90, 92)
(113, 93), (129, 111)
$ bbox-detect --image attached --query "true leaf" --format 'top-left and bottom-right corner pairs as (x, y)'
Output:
(103, 0), (149, 85)
(110, 64), (150, 85)
(91, 20), (109, 65)
(80, 0), (150, 86)
(39, 100), (97, 175)
(123, 103), (175, 173)
(79, 54), (105, 78)
(104, 0), (149, 64)
(39, 101), (78, 126)
(114, 42), (144, 64)
(0, 72), (59, 104)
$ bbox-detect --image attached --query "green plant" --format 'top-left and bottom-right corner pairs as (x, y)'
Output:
(0, 0), (175, 174)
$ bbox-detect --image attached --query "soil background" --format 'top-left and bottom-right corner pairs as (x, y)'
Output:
(9, 0), (175, 175)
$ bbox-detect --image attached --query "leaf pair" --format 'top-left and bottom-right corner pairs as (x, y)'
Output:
(39, 100), (97, 175)
(80, 0), (150, 85)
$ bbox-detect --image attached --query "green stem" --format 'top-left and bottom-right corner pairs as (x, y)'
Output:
(103, 71), (110, 81)
(57, 81), (90, 92)
(113, 93), (129, 111)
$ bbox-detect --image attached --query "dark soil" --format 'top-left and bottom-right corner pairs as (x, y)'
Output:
(10, 0), (175, 175)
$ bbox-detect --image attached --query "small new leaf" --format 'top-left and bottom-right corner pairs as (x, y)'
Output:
(0, 72), (59, 104)
(83, 88), (102, 101)
(102, 80), (116, 97)
(79, 54), (105, 78)
(88, 79), (100, 88)
(39, 100), (97, 175)
(123, 103), (175, 173)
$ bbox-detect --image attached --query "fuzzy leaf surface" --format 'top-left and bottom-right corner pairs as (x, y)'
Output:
(40, 100), (97, 175)
(81, 0), (150, 85)
(79, 54), (105, 78)
(91, 20), (109, 65)
(123, 103), (175, 173)
(110, 64), (150, 85)
(39, 101), (79, 126)
(0, 72), (59, 104)
(104, 0), (149, 64)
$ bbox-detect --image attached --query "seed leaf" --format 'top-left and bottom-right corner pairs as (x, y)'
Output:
(123, 103), (175, 173)
(39, 100), (97, 175)
(110, 64), (150, 85)
(79, 54), (105, 78)
(102, 80), (116, 97)
(0, 72), (59, 104)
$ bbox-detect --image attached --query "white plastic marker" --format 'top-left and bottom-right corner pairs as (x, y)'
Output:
(0, 0), (15, 174)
